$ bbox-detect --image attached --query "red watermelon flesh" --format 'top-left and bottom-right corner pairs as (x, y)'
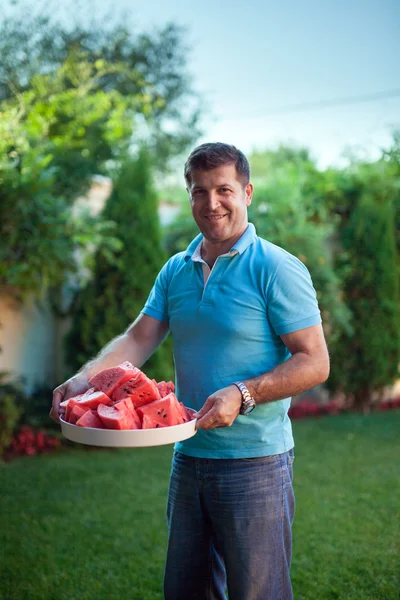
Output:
(156, 381), (169, 398)
(112, 372), (159, 404)
(137, 393), (185, 427)
(65, 398), (88, 422)
(177, 402), (192, 423)
(114, 398), (141, 428)
(89, 361), (139, 396)
(97, 403), (138, 430)
(61, 394), (87, 421)
(142, 414), (167, 429)
(111, 371), (145, 401)
(76, 409), (104, 428)
(77, 390), (112, 409)
(128, 379), (161, 408)
(69, 404), (90, 424)
(166, 381), (175, 394)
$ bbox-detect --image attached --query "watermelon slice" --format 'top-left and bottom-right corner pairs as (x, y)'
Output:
(156, 381), (175, 397)
(114, 398), (141, 428)
(77, 389), (113, 409)
(137, 393), (185, 427)
(177, 402), (192, 423)
(142, 414), (167, 429)
(112, 373), (160, 405)
(166, 381), (175, 394)
(156, 381), (169, 398)
(97, 403), (139, 430)
(65, 398), (87, 422)
(128, 379), (161, 408)
(76, 409), (104, 429)
(61, 394), (86, 421)
(69, 404), (90, 424)
(89, 361), (140, 396)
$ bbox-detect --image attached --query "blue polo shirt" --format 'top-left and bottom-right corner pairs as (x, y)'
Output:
(141, 223), (321, 458)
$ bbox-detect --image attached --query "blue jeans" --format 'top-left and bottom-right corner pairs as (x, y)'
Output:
(164, 449), (295, 600)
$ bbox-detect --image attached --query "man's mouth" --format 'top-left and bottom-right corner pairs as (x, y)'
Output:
(205, 214), (227, 220)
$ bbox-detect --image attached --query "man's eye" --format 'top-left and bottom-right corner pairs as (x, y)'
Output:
(219, 188), (230, 193)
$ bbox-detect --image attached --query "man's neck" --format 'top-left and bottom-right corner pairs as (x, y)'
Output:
(201, 227), (247, 268)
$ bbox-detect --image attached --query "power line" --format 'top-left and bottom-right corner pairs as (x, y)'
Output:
(220, 88), (400, 121)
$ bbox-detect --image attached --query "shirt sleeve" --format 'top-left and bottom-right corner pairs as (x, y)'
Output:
(267, 255), (322, 335)
(141, 261), (170, 323)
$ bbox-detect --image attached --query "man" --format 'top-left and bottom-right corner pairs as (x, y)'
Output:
(51, 142), (330, 600)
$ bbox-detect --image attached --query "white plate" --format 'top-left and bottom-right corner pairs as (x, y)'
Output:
(60, 414), (197, 448)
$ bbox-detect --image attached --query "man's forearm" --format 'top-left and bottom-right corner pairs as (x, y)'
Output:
(244, 351), (330, 404)
(75, 314), (170, 381)
(77, 333), (148, 380)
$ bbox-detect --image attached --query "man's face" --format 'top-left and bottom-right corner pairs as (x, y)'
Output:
(186, 164), (253, 245)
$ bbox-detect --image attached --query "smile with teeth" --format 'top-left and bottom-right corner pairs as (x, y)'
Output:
(205, 214), (227, 220)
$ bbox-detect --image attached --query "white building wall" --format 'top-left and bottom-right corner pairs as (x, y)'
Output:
(0, 293), (56, 393)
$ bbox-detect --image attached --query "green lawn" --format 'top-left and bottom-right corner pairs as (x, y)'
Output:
(0, 411), (399, 600)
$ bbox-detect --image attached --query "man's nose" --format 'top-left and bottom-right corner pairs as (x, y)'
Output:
(205, 192), (220, 211)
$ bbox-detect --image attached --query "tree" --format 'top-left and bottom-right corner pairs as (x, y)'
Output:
(0, 1), (201, 168)
(247, 147), (353, 346)
(0, 56), (132, 299)
(65, 150), (173, 381)
(326, 159), (400, 409)
(0, 1), (202, 301)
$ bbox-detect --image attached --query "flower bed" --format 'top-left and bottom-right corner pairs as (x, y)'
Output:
(289, 397), (400, 419)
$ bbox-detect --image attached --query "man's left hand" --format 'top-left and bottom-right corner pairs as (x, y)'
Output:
(195, 385), (242, 430)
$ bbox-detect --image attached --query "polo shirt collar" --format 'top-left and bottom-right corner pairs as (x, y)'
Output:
(184, 222), (257, 262)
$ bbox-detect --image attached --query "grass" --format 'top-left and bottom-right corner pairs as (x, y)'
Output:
(0, 411), (399, 600)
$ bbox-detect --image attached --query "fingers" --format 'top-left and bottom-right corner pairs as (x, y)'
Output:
(49, 386), (65, 424)
(196, 400), (231, 430)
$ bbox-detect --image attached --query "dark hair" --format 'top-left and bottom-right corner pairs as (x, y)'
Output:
(184, 142), (250, 186)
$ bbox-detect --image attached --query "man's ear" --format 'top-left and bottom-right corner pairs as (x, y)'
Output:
(245, 183), (254, 206)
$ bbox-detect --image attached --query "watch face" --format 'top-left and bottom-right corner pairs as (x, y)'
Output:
(241, 402), (255, 416)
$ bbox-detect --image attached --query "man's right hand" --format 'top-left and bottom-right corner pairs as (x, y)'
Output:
(50, 375), (91, 424)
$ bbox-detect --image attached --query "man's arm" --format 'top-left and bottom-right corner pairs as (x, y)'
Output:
(80, 314), (169, 379)
(245, 323), (330, 403)
(195, 324), (330, 429)
(50, 314), (169, 423)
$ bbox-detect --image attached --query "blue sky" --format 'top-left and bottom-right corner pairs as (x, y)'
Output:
(106, 0), (400, 166)
(4, 0), (400, 167)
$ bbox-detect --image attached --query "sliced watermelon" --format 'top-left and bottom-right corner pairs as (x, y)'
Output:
(113, 376), (160, 407)
(156, 381), (175, 397)
(61, 394), (87, 421)
(76, 409), (104, 428)
(77, 390), (113, 409)
(89, 361), (140, 396)
(97, 403), (138, 430)
(166, 381), (175, 394)
(111, 371), (145, 401)
(114, 398), (141, 428)
(142, 414), (167, 429)
(177, 402), (192, 423)
(69, 404), (90, 425)
(156, 381), (169, 398)
(111, 371), (159, 404)
(65, 398), (87, 422)
(137, 393), (185, 427)
(128, 379), (161, 408)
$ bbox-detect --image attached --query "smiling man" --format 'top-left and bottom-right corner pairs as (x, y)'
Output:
(51, 142), (329, 600)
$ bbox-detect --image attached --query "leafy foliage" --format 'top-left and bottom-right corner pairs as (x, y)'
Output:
(65, 150), (174, 381)
(0, 55), (133, 299)
(326, 160), (400, 407)
(0, 2), (201, 167)
(0, 3), (201, 300)
(0, 374), (24, 456)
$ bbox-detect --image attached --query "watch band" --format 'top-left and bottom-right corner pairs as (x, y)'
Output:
(233, 381), (256, 415)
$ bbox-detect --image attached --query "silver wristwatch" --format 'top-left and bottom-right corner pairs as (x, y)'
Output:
(233, 381), (256, 415)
